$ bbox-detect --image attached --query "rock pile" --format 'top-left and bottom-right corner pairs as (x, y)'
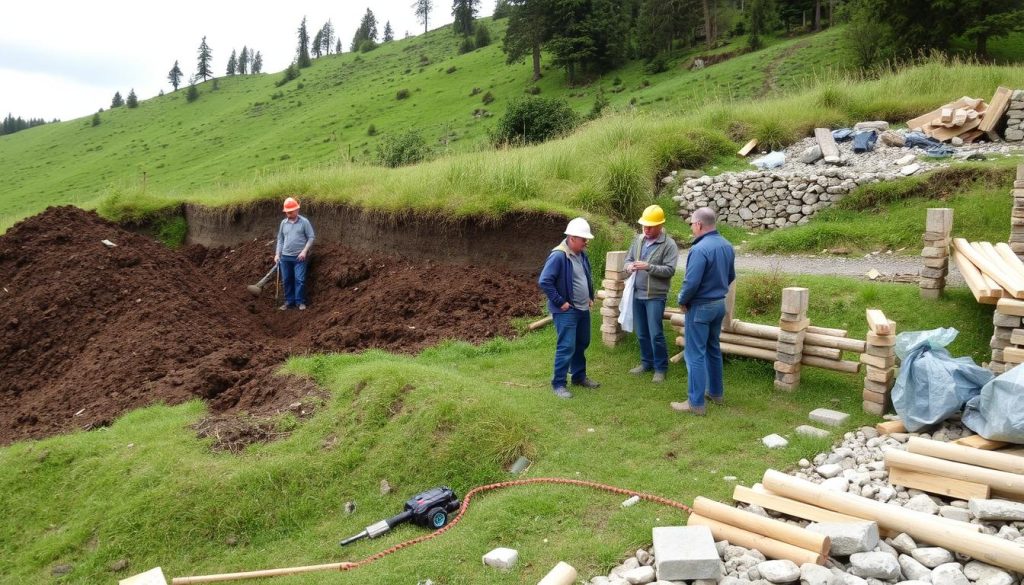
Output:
(1004, 90), (1024, 142)
(587, 420), (1024, 585)
(666, 133), (1022, 230)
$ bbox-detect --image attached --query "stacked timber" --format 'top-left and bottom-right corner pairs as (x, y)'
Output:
(906, 95), (989, 143)
(687, 496), (828, 566)
(775, 287), (809, 391)
(919, 208), (952, 299)
(598, 251), (628, 347)
(861, 309), (896, 415)
(993, 297), (1024, 373)
(1011, 165), (1024, 261)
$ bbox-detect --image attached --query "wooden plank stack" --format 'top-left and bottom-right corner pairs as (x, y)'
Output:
(1011, 165), (1024, 261)
(597, 251), (628, 347)
(992, 297), (1024, 373)
(920, 208), (952, 299)
(906, 96), (989, 143)
(885, 436), (1024, 502)
(775, 287), (809, 391)
(862, 309), (896, 415)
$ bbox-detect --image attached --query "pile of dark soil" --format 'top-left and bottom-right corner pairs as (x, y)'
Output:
(0, 207), (542, 445)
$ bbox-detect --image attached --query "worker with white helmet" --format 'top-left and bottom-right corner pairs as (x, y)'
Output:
(538, 217), (601, 399)
(274, 196), (315, 310)
(624, 204), (679, 383)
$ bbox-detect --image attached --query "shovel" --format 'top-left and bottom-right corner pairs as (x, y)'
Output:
(246, 263), (279, 296)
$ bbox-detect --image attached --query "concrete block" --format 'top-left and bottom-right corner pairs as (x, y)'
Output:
(862, 401), (885, 415)
(482, 547), (519, 571)
(652, 525), (721, 581)
(925, 208), (953, 234)
(809, 408), (850, 427)
(762, 434), (789, 449)
(606, 251), (627, 272)
(795, 424), (830, 438)
(969, 498), (1024, 521)
(807, 521), (879, 555)
(919, 288), (942, 300)
(781, 287), (809, 314)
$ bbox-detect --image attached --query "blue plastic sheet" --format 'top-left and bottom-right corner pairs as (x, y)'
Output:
(751, 151), (785, 170)
(891, 328), (993, 432)
(852, 130), (877, 153)
(832, 128), (854, 142)
(963, 365), (1024, 442)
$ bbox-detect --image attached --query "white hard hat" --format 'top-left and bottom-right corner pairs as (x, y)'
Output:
(564, 217), (594, 240)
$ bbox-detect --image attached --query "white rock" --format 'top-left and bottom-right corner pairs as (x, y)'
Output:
(800, 562), (838, 585)
(807, 522), (879, 556)
(895, 154), (916, 166)
(889, 533), (917, 554)
(910, 547), (953, 568)
(821, 477), (850, 492)
(763, 434), (789, 449)
(897, 553), (931, 581)
(757, 559), (800, 583)
(903, 494), (938, 515)
(816, 464), (843, 479)
(482, 547), (519, 571)
(900, 163), (922, 176)
(622, 565), (656, 585)
(848, 552), (900, 580)
(938, 506), (970, 522)
(969, 498), (1024, 521)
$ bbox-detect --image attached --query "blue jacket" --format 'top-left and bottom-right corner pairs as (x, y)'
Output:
(538, 241), (593, 314)
(677, 230), (735, 307)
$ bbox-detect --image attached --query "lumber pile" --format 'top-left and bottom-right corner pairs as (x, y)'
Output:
(597, 251), (628, 346)
(687, 496), (828, 566)
(920, 208), (952, 299)
(886, 436), (1024, 501)
(862, 309), (897, 415)
(906, 96), (989, 143)
(775, 287), (809, 391)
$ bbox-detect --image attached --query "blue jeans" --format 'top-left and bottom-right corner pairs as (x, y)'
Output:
(684, 299), (726, 408)
(279, 255), (308, 306)
(633, 296), (668, 373)
(551, 308), (591, 389)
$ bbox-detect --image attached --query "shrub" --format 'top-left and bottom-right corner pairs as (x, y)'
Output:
(612, 76), (622, 86)
(91, 112), (101, 126)
(475, 23), (492, 48)
(469, 87), (481, 96)
(186, 85), (199, 103)
(359, 39), (378, 53)
(367, 124), (377, 136)
(490, 96), (579, 146)
(276, 64), (299, 87)
(644, 54), (669, 74)
(396, 88), (411, 100)
(446, 66), (457, 74)
(458, 37), (476, 54)
(589, 87), (609, 120)
(377, 129), (430, 167)
(482, 91), (495, 105)
(525, 86), (541, 95)
(745, 269), (786, 316)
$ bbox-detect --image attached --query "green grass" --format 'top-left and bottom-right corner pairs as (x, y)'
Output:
(742, 164), (1017, 255)
(0, 274), (994, 584)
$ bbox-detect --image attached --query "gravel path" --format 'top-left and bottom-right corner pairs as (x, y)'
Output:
(679, 249), (965, 286)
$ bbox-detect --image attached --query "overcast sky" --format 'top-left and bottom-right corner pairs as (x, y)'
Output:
(1, 1), (494, 122)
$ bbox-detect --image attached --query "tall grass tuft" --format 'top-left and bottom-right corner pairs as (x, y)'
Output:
(601, 146), (652, 221)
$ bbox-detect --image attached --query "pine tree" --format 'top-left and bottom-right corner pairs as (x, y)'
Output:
(196, 36), (213, 81)
(126, 89), (139, 108)
(383, 21), (395, 41)
(186, 83), (199, 103)
(320, 21), (335, 55)
(238, 47), (249, 74)
(252, 51), (263, 73)
(493, 0), (511, 18)
(312, 29), (324, 58)
(351, 8), (379, 51)
(413, 0), (433, 34)
(452, 0), (480, 36)
(111, 91), (124, 108)
(297, 17), (312, 67)
(503, 0), (550, 81)
(168, 60), (183, 91)
(92, 112), (101, 127)
(336, 39), (343, 53)
(226, 49), (237, 75)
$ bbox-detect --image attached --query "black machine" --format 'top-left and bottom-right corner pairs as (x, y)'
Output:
(339, 486), (461, 546)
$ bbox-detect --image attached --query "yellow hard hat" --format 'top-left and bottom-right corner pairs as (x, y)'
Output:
(638, 205), (665, 226)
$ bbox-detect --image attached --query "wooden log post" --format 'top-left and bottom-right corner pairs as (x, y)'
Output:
(920, 208), (953, 299)
(775, 287), (809, 391)
(692, 497), (831, 558)
(862, 309), (896, 415)
(687, 513), (825, 566)
(599, 251), (628, 347)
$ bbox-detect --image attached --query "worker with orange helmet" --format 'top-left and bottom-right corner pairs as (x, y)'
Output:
(538, 217), (601, 399)
(624, 204), (679, 384)
(274, 196), (315, 310)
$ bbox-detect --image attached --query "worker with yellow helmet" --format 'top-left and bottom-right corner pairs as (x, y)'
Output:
(624, 205), (679, 383)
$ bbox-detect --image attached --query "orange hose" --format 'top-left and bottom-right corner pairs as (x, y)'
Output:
(341, 477), (694, 570)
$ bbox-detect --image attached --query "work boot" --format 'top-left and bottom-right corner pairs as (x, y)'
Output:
(628, 364), (651, 375)
(670, 401), (706, 416)
(572, 377), (601, 389)
(298, 304), (307, 311)
(553, 387), (573, 399)
(278, 304), (290, 311)
(652, 372), (666, 383)
(705, 394), (724, 405)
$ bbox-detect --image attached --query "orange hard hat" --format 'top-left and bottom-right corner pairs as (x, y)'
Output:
(282, 197), (300, 212)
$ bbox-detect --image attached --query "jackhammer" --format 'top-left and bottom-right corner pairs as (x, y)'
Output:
(339, 486), (461, 546)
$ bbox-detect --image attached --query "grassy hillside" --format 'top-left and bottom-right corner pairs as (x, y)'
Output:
(0, 274), (995, 584)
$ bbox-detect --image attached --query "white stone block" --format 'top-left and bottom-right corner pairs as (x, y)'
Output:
(482, 547), (519, 571)
(807, 522), (879, 555)
(809, 408), (850, 427)
(969, 498), (1024, 521)
(796, 424), (831, 438)
(762, 434), (789, 449)
(652, 526), (721, 581)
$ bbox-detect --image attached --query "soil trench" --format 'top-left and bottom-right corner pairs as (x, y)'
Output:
(0, 207), (544, 445)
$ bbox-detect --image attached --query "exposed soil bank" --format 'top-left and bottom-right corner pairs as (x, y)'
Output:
(0, 207), (542, 445)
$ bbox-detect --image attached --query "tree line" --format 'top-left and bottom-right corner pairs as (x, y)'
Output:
(1, 114), (55, 137)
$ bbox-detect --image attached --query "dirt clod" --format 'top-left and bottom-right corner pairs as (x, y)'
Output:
(0, 207), (541, 445)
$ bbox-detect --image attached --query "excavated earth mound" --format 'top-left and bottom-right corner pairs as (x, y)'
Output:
(0, 207), (541, 445)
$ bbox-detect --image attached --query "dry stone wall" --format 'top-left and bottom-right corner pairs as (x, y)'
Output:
(1004, 90), (1024, 142)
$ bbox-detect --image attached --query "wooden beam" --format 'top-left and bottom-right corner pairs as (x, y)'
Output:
(955, 238), (1024, 298)
(952, 248), (999, 303)
(806, 325), (848, 338)
(875, 420), (906, 435)
(814, 128), (840, 163)
(979, 86), (1012, 133)
(888, 467), (990, 500)
(733, 485), (864, 524)
(693, 497), (830, 557)
(738, 139), (758, 157)
(687, 513), (825, 566)
(908, 437), (1024, 474)
(528, 316), (552, 331)
(885, 449), (1024, 499)
(996, 297), (1024, 317)
(802, 355), (860, 373)
(994, 242), (1024, 282)
(952, 435), (1008, 450)
(865, 309), (892, 335)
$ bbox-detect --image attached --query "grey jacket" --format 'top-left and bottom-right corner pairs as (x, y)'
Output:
(625, 231), (679, 300)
